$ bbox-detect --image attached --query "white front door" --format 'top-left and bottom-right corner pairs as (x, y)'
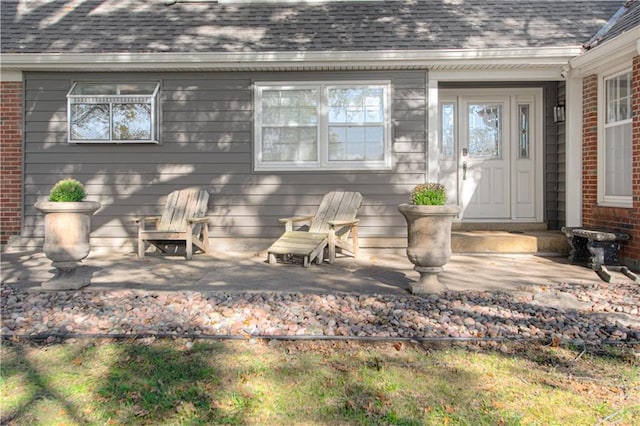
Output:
(461, 98), (510, 218)
(439, 89), (542, 221)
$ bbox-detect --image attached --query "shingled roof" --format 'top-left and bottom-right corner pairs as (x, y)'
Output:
(585, 0), (640, 48)
(0, 0), (623, 55)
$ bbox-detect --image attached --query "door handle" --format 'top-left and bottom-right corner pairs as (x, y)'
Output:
(462, 161), (467, 180)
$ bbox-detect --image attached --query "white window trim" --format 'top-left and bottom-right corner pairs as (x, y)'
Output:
(254, 80), (392, 171)
(597, 65), (633, 208)
(66, 82), (160, 144)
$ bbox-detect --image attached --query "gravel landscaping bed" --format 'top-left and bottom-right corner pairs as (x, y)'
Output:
(2, 280), (639, 345)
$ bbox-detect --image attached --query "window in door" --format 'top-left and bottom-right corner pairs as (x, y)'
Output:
(468, 104), (502, 158)
(440, 103), (455, 160)
(518, 104), (530, 159)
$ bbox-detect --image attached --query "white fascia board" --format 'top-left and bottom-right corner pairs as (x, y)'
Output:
(0, 46), (581, 72)
(429, 68), (564, 82)
(220, 0), (383, 2)
(570, 28), (640, 75)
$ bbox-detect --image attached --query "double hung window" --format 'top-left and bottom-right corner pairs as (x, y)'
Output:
(254, 82), (391, 171)
(599, 69), (632, 206)
(67, 82), (160, 143)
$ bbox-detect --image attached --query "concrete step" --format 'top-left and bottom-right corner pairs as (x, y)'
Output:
(452, 230), (570, 255)
(452, 222), (548, 232)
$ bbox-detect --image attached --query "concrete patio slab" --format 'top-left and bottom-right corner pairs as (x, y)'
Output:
(0, 249), (617, 296)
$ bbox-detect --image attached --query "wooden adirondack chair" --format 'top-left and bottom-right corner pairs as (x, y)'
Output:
(267, 191), (363, 267)
(134, 188), (210, 260)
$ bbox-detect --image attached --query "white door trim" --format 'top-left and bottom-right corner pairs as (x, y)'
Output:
(436, 88), (544, 222)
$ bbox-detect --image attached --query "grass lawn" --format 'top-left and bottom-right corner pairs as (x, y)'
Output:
(1, 338), (638, 425)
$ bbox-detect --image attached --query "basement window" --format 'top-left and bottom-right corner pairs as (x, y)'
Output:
(67, 82), (160, 143)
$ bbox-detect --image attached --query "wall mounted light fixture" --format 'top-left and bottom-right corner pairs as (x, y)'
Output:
(553, 104), (565, 123)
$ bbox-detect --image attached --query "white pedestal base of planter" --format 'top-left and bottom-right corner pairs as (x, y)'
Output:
(411, 266), (447, 294)
(42, 261), (92, 290)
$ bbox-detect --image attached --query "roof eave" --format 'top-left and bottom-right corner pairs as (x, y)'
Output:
(570, 27), (640, 75)
(0, 46), (581, 73)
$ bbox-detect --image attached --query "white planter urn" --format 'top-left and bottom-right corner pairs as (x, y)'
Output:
(398, 203), (460, 294)
(35, 201), (100, 290)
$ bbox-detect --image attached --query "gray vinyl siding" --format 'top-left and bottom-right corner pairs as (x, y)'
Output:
(22, 71), (427, 250)
(543, 82), (563, 231)
(553, 82), (567, 230)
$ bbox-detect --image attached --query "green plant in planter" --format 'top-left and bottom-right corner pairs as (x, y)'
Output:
(410, 183), (446, 206)
(48, 178), (86, 202)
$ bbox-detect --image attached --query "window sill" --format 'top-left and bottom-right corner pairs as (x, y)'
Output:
(254, 163), (392, 172)
(69, 140), (160, 144)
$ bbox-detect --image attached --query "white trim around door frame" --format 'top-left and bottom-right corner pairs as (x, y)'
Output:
(436, 88), (544, 222)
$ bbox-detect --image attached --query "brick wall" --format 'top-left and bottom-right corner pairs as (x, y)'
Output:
(582, 56), (640, 267)
(0, 81), (23, 245)
(630, 56), (640, 263)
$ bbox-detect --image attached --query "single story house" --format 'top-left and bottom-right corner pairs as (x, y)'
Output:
(0, 0), (638, 269)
